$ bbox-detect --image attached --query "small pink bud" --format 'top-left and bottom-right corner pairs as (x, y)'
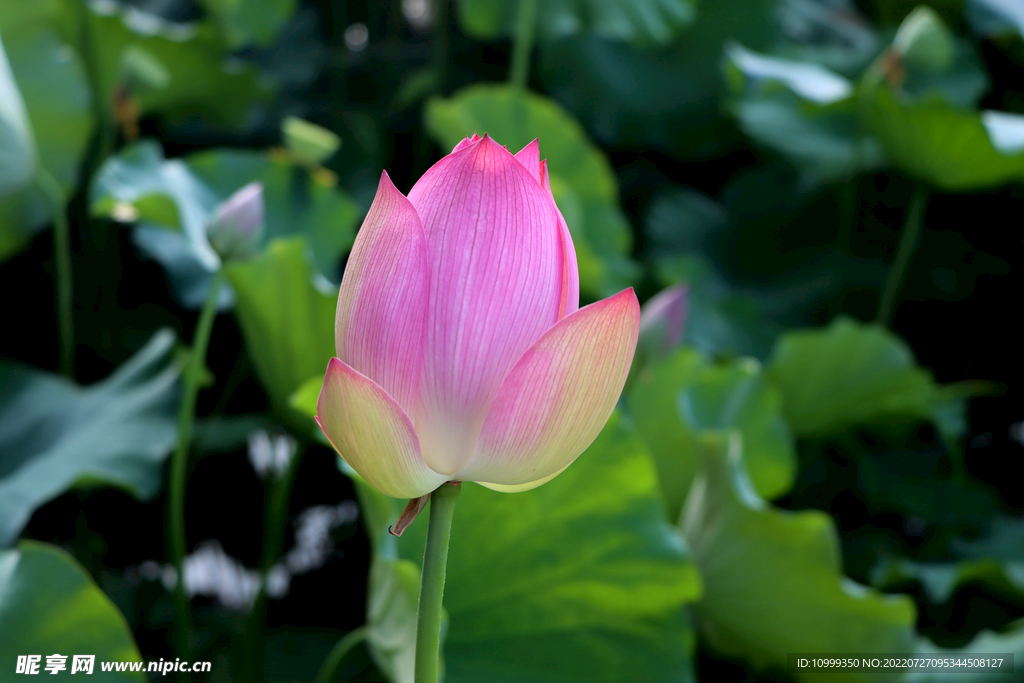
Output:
(638, 284), (689, 359)
(206, 182), (264, 261)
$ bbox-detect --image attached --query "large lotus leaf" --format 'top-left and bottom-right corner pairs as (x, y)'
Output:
(91, 142), (359, 308)
(456, 0), (695, 46)
(859, 83), (1024, 190)
(0, 12), (91, 261)
(0, 331), (179, 547)
(227, 238), (336, 417)
(766, 317), (965, 439)
(425, 83), (639, 298)
(197, 0), (297, 48)
(681, 434), (916, 682)
(78, 3), (265, 128)
(629, 348), (796, 522)
(0, 541), (144, 680)
(396, 414), (700, 683)
(538, 0), (777, 153)
(312, 411), (701, 683)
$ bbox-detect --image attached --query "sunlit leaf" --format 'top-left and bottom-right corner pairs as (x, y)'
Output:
(291, 402), (704, 683)
(629, 348), (797, 522)
(457, 0), (695, 46)
(766, 317), (966, 439)
(227, 237), (336, 420)
(682, 434), (916, 681)
(396, 414), (700, 683)
(425, 83), (639, 298)
(858, 81), (1024, 190)
(0, 330), (179, 547)
(0, 541), (144, 680)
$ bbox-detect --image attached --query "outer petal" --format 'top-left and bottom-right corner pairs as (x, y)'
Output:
(317, 358), (447, 499)
(513, 139), (541, 184)
(407, 135), (564, 475)
(335, 171), (428, 416)
(540, 159), (580, 319)
(454, 288), (640, 489)
(451, 133), (482, 154)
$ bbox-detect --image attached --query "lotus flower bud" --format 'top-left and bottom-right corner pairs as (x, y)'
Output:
(316, 135), (640, 502)
(624, 284), (689, 389)
(892, 6), (954, 72)
(638, 284), (689, 359)
(206, 182), (265, 261)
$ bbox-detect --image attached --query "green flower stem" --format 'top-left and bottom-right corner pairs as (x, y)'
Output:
(244, 445), (304, 683)
(877, 185), (927, 326)
(315, 626), (368, 683)
(169, 268), (226, 657)
(414, 482), (461, 683)
(35, 170), (74, 376)
(509, 0), (538, 89)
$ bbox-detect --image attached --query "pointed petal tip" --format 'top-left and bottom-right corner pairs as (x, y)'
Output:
(450, 133), (484, 154)
(513, 139), (542, 183)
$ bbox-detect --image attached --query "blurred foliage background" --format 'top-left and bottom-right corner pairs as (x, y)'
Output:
(2, 0), (1024, 681)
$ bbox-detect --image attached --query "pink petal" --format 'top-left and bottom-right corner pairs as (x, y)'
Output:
(513, 139), (541, 184)
(451, 133), (482, 154)
(335, 171), (428, 416)
(317, 358), (447, 499)
(540, 159), (580, 319)
(454, 288), (640, 489)
(407, 135), (564, 475)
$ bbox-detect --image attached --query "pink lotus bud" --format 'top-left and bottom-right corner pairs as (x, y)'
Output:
(316, 135), (640, 499)
(637, 284), (688, 359)
(207, 182), (264, 261)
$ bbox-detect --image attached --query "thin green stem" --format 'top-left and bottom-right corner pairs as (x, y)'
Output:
(35, 170), (74, 376)
(414, 483), (461, 683)
(315, 627), (368, 683)
(508, 0), (538, 89)
(168, 268), (226, 658)
(877, 185), (927, 326)
(244, 444), (304, 683)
